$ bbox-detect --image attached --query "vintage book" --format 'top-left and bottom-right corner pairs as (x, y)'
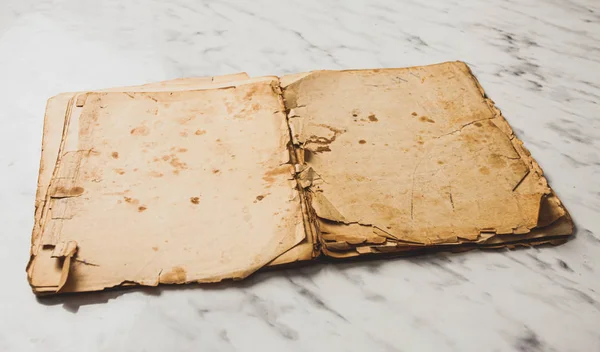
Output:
(27, 61), (573, 295)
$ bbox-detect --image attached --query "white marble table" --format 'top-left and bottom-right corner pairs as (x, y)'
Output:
(1, 0), (599, 351)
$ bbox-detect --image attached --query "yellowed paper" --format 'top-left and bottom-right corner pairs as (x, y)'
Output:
(28, 62), (573, 295)
(28, 77), (306, 294)
(281, 61), (572, 257)
(30, 74), (251, 260)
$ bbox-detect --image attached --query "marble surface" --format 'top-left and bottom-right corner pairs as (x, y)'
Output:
(1, 0), (599, 350)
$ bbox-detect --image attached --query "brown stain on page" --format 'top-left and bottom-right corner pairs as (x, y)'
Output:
(177, 115), (196, 125)
(419, 116), (435, 123)
(55, 186), (85, 197)
(368, 114), (378, 122)
(169, 156), (188, 174)
(130, 126), (149, 136)
(138, 206), (147, 212)
(441, 100), (456, 111)
(124, 197), (139, 205)
(313, 146), (331, 153)
(160, 266), (187, 284)
(489, 154), (508, 168)
(254, 194), (269, 203)
(190, 197), (200, 204)
(262, 166), (291, 184)
(244, 85), (258, 100)
(359, 140), (367, 144)
(195, 129), (206, 136)
(111, 152), (119, 159)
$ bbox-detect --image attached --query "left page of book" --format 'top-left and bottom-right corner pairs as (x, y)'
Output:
(28, 76), (306, 295)
(30, 73), (251, 247)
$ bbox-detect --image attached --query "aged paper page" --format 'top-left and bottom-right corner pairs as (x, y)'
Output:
(281, 61), (572, 257)
(28, 77), (306, 294)
(28, 73), (314, 280)
(31, 73), (250, 257)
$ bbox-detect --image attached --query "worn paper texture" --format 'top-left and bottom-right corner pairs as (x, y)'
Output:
(28, 62), (573, 295)
(30, 74), (251, 258)
(281, 61), (572, 257)
(29, 74), (315, 276)
(28, 77), (306, 294)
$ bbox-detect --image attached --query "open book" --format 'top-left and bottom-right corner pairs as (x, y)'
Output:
(27, 62), (573, 295)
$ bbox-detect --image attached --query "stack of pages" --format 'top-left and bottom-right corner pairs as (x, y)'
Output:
(27, 61), (573, 295)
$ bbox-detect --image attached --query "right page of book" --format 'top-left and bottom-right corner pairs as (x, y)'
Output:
(281, 61), (573, 258)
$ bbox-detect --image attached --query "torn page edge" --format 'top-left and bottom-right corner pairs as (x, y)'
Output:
(31, 95), (71, 251)
(27, 94), (78, 286)
(31, 95), (76, 252)
(38, 229), (308, 294)
(277, 79), (322, 261)
(28, 95), (82, 290)
(268, 189), (319, 266)
(323, 210), (572, 258)
(52, 241), (77, 293)
(324, 216), (573, 259)
(38, 99), (87, 249)
(457, 61), (572, 227)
